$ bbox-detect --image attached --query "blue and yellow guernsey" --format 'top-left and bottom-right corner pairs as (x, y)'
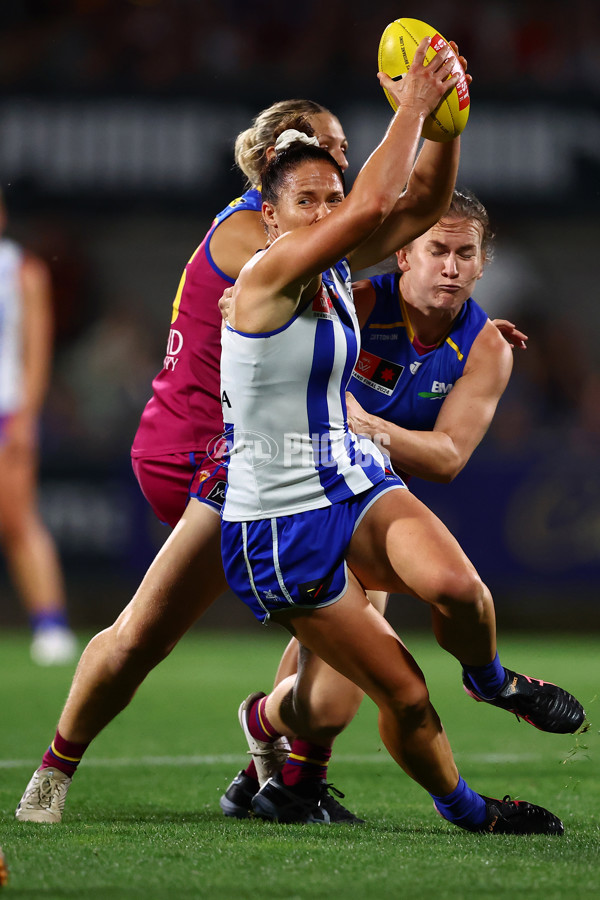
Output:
(350, 271), (489, 432)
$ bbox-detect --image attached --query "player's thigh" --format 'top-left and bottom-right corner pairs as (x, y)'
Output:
(279, 572), (427, 709)
(116, 498), (226, 643)
(348, 488), (477, 603)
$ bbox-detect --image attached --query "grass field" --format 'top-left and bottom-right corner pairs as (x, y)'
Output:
(0, 629), (598, 899)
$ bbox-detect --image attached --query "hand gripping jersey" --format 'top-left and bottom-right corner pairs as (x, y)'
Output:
(0, 239), (24, 417)
(131, 189), (262, 460)
(350, 271), (489, 431)
(221, 261), (388, 521)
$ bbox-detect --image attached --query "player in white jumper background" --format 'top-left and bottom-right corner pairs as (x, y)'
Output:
(219, 41), (582, 833)
(0, 192), (76, 665)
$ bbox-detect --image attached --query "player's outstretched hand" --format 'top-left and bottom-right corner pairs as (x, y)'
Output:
(378, 37), (459, 119)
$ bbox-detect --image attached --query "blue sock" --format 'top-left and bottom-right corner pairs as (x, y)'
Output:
(431, 776), (487, 829)
(463, 652), (506, 700)
(30, 611), (69, 633)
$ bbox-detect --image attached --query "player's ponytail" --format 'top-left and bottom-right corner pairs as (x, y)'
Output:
(234, 99), (330, 187)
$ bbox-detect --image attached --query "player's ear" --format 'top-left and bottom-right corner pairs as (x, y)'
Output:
(396, 248), (410, 273)
(262, 200), (277, 230)
(265, 145), (277, 163)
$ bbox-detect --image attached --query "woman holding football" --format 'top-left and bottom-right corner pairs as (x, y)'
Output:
(216, 42), (579, 834)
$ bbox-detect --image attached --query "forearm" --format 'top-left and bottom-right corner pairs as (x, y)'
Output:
(370, 416), (464, 482)
(349, 105), (426, 225)
(404, 137), (460, 218)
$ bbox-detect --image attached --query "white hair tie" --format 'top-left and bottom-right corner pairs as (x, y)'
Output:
(274, 129), (320, 153)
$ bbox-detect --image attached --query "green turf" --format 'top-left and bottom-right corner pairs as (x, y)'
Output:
(0, 630), (598, 899)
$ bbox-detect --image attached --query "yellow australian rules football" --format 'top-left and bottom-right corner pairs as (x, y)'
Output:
(378, 17), (470, 142)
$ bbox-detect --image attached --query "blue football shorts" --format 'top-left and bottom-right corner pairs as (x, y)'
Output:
(221, 471), (405, 623)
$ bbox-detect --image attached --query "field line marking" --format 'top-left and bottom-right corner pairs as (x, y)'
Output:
(0, 751), (546, 769)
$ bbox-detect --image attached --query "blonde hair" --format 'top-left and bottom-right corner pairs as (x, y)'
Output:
(234, 99), (331, 188)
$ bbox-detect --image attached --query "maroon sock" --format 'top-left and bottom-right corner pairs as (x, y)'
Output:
(41, 730), (90, 777)
(280, 739), (332, 787)
(247, 696), (283, 743)
(243, 761), (259, 782)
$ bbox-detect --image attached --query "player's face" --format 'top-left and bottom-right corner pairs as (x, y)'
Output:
(308, 113), (349, 172)
(264, 160), (345, 237)
(398, 217), (484, 313)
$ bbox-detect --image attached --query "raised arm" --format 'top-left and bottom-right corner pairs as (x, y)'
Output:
(348, 136), (460, 272)
(349, 42), (469, 272)
(346, 320), (513, 482)
(237, 38), (459, 322)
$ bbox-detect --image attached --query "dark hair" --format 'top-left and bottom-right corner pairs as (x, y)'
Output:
(445, 188), (494, 260)
(260, 116), (345, 206)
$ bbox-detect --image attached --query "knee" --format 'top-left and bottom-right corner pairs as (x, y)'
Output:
(383, 682), (432, 728)
(108, 616), (176, 674)
(429, 566), (487, 615)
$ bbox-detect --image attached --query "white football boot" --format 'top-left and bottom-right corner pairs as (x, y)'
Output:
(30, 627), (77, 666)
(15, 767), (72, 823)
(238, 691), (290, 787)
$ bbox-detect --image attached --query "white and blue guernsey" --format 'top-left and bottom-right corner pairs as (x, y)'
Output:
(220, 258), (405, 623)
(0, 239), (24, 422)
(220, 259), (388, 522)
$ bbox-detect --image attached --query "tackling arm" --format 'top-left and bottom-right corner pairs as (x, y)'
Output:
(346, 320), (513, 482)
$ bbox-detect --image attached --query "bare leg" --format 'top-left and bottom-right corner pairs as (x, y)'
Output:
(0, 444), (66, 616)
(58, 500), (226, 742)
(270, 590), (389, 735)
(266, 575), (458, 797)
(348, 489), (496, 667)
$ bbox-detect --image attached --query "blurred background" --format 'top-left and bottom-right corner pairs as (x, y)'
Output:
(0, 0), (599, 633)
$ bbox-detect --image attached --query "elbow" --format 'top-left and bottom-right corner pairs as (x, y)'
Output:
(438, 457), (466, 483)
(356, 193), (393, 230)
(427, 451), (466, 484)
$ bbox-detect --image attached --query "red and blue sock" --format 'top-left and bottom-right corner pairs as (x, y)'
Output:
(41, 730), (89, 777)
(280, 739), (331, 787)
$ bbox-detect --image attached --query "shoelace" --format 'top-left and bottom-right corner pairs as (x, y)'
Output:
(322, 782), (345, 800)
(29, 775), (55, 809)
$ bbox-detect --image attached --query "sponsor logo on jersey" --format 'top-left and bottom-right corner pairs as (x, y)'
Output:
(410, 361), (422, 375)
(164, 328), (183, 371)
(418, 380), (454, 399)
(312, 287), (336, 320)
(206, 480), (226, 505)
(352, 349), (404, 395)
(263, 589), (280, 601)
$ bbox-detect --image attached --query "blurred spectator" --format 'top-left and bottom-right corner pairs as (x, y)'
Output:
(0, 191), (77, 664)
(0, 0), (598, 96)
